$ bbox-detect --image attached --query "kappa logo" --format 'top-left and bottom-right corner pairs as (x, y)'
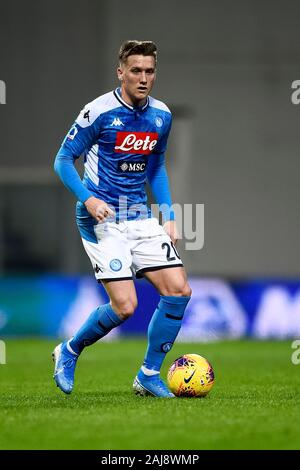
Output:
(155, 116), (163, 128)
(115, 132), (158, 154)
(111, 117), (124, 127)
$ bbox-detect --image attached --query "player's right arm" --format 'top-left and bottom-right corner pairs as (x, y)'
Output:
(54, 104), (113, 222)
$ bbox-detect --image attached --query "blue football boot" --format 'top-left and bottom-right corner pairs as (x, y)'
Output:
(133, 369), (175, 398)
(52, 342), (78, 394)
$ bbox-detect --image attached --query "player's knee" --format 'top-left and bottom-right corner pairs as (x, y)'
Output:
(112, 298), (137, 320)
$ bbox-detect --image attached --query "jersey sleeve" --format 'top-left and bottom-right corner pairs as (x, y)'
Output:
(54, 103), (101, 203)
(154, 112), (172, 154)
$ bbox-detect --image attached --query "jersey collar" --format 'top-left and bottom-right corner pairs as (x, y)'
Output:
(114, 88), (149, 111)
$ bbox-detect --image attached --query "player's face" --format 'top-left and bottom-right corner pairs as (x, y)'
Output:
(117, 55), (156, 107)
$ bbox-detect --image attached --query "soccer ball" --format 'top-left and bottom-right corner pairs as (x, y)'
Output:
(167, 353), (215, 397)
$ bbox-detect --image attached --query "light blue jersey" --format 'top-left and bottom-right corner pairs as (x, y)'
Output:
(55, 88), (174, 228)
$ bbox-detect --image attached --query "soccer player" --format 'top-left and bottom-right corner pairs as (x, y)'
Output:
(53, 40), (191, 398)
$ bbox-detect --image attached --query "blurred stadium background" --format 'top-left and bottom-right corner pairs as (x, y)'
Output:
(1, 0), (300, 344)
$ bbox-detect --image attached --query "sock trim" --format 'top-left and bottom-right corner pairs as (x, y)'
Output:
(160, 294), (191, 303)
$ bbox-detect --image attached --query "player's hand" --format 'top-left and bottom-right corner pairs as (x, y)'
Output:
(163, 220), (180, 245)
(84, 196), (115, 223)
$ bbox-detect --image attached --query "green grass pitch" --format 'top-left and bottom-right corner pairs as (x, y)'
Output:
(0, 338), (299, 450)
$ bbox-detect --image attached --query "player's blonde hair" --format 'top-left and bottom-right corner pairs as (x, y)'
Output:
(118, 40), (157, 66)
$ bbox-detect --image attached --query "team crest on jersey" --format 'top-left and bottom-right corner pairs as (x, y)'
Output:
(155, 117), (163, 128)
(115, 132), (158, 155)
(67, 125), (78, 140)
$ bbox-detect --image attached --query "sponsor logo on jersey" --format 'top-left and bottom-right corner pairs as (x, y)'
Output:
(118, 160), (147, 173)
(83, 109), (90, 122)
(115, 132), (158, 154)
(110, 117), (124, 127)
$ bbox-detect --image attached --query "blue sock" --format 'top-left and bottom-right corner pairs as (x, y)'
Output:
(69, 303), (123, 355)
(143, 295), (191, 372)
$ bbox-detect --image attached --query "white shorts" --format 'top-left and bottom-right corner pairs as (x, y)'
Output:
(81, 218), (183, 281)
